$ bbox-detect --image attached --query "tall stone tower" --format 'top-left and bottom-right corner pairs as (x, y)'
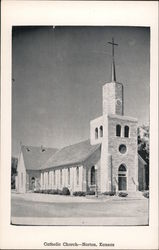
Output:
(90, 38), (138, 193)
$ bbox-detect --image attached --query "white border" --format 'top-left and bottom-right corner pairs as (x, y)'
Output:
(1, 1), (158, 249)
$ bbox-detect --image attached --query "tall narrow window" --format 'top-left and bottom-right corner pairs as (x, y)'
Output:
(54, 170), (56, 185)
(91, 166), (96, 185)
(116, 124), (121, 137)
(100, 125), (103, 137)
(68, 168), (70, 185)
(124, 126), (129, 138)
(21, 173), (23, 187)
(60, 169), (62, 186)
(76, 167), (79, 185)
(48, 172), (49, 187)
(95, 128), (98, 139)
(41, 173), (43, 186)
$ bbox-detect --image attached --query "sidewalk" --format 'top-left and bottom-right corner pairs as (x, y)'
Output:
(11, 192), (112, 203)
(11, 192), (148, 226)
(11, 191), (146, 203)
(11, 216), (148, 226)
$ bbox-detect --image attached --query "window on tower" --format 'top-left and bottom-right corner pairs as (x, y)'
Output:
(95, 128), (98, 139)
(124, 126), (129, 138)
(116, 124), (121, 137)
(100, 126), (103, 137)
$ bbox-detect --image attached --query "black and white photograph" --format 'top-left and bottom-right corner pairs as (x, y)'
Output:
(1, 1), (158, 249)
(11, 26), (150, 226)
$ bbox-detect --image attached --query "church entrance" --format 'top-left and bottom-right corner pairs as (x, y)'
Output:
(31, 177), (35, 191)
(118, 164), (127, 191)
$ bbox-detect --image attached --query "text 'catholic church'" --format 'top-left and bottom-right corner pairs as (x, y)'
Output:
(16, 38), (147, 194)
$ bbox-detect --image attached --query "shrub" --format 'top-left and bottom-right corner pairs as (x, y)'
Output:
(47, 189), (53, 194)
(57, 189), (63, 195)
(86, 190), (95, 195)
(49, 189), (59, 195)
(34, 190), (41, 193)
(143, 191), (149, 198)
(62, 187), (70, 195)
(102, 191), (116, 196)
(118, 192), (128, 197)
(42, 189), (49, 194)
(73, 191), (86, 196)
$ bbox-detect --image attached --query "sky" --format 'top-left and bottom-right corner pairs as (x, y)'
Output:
(12, 26), (150, 157)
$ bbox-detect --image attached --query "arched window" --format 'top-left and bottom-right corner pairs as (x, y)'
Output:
(31, 177), (35, 190)
(21, 173), (23, 187)
(116, 124), (121, 137)
(60, 169), (62, 185)
(91, 166), (96, 185)
(118, 164), (127, 191)
(68, 168), (70, 185)
(42, 173), (44, 186)
(53, 170), (56, 185)
(119, 164), (126, 172)
(48, 172), (49, 186)
(100, 126), (103, 137)
(95, 127), (98, 139)
(124, 126), (129, 138)
(76, 167), (79, 185)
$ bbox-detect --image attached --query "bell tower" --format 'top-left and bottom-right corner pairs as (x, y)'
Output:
(90, 37), (138, 193)
(103, 38), (124, 116)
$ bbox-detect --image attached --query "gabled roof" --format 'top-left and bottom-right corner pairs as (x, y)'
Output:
(40, 140), (101, 170)
(21, 145), (58, 171)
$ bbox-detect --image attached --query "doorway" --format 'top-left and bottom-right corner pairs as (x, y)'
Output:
(118, 164), (127, 191)
(31, 177), (35, 191)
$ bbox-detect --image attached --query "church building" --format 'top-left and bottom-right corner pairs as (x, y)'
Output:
(15, 38), (147, 194)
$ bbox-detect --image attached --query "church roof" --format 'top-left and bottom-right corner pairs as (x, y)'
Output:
(138, 153), (147, 165)
(40, 139), (101, 170)
(21, 140), (100, 171)
(21, 145), (58, 171)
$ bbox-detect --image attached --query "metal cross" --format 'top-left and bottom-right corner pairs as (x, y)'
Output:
(108, 38), (118, 59)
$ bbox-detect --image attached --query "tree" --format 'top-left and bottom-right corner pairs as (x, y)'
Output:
(138, 125), (149, 190)
(11, 157), (18, 189)
(138, 125), (149, 163)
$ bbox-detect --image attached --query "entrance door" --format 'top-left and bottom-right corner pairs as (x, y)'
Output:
(31, 177), (35, 191)
(118, 164), (127, 191)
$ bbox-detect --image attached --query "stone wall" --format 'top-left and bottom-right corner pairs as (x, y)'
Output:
(83, 147), (101, 192)
(90, 115), (104, 145)
(108, 115), (138, 192)
(103, 82), (123, 116)
(115, 82), (124, 115)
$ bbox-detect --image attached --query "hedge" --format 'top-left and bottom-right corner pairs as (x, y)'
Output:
(73, 191), (86, 196)
(118, 192), (128, 197)
(102, 191), (116, 196)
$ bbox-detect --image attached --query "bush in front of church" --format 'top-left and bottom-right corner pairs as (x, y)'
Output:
(86, 190), (95, 195)
(73, 191), (86, 196)
(62, 187), (70, 195)
(118, 192), (128, 197)
(143, 191), (149, 198)
(102, 191), (116, 196)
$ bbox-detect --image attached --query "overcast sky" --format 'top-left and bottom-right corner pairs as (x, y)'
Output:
(12, 26), (150, 157)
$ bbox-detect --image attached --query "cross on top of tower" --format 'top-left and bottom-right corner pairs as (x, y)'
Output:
(107, 38), (118, 82)
(108, 37), (118, 58)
